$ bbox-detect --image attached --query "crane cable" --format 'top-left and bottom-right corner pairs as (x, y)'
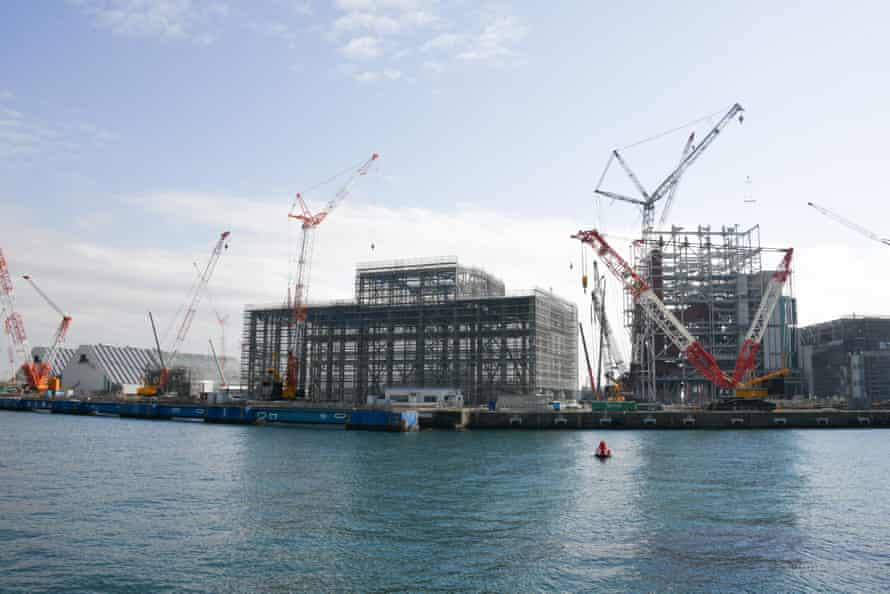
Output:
(618, 104), (733, 151)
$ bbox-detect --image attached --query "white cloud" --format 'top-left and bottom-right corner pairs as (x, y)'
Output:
(457, 15), (527, 62)
(334, 12), (400, 35)
(71, 0), (229, 44)
(0, 90), (13, 101)
(0, 188), (593, 377)
(354, 71), (380, 82)
(340, 36), (382, 59)
(422, 32), (462, 51)
(248, 21), (297, 45)
(383, 68), (401, 80)
(0, 105), (114, 159)
(422, 60), (444, 74)
(289, 0), (313, 15)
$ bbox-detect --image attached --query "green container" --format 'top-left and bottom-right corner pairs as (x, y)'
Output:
(589, 400), (637, 412)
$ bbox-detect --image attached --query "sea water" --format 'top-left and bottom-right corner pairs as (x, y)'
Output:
(1, 412), (888, 592)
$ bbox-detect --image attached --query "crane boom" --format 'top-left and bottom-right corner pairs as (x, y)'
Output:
(648, 103), (744, 204)
(169, 231), (231, 367)
(590, 272), (625, 379)
(730, 249), (794, 385)
(578, 322), (596, 392)
(808, 201), (890, 247)
(657, 132), (696, 228)
(19, 274), (72, 389)
(284, 153), (379, 399)
(596, 103), (744, 232)
(209, 338), (226, 387)
(0, 249), (29, 374)
(573, 229), (734, 389)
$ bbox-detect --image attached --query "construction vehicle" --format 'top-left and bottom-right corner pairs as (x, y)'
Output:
(0, 249), (73, 393)
(20, 275), (72, 392)
(808, 201), (890, 247)
(573, 229), (793, 407)
(735, 367), (790, 399)
(284, 153), (378, 400)
(138, 231), (230, 397)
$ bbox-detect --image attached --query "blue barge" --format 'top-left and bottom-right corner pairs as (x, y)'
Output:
(0, 397), (424, 432)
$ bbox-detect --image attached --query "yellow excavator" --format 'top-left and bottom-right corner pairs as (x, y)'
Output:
(735, 368), (790, 398)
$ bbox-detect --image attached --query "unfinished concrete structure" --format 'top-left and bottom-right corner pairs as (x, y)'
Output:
(241, 258), (578, 404)
(627, 224), (801, 403)
(801, 316), (890, 406)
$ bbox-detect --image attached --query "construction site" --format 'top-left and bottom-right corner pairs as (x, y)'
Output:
(2, 103), (890, 421)
(241, 258), (578, 406)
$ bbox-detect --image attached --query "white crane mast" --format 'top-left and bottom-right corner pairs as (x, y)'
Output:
(595, 103), (745, 232)
(169, 231), (231, 367)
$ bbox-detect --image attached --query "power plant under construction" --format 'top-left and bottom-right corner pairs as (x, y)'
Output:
(3, 102), (890, 423)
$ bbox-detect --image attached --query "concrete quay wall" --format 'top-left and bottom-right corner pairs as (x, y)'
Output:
(450, 410), (890, 430)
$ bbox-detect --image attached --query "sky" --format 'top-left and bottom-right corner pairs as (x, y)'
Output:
(2, 0), (890, 382)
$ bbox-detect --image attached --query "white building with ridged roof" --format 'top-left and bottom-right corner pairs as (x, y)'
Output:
(54, 344), (239, 396)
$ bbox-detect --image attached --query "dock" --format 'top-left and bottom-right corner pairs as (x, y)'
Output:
(2, 396), (890, 431)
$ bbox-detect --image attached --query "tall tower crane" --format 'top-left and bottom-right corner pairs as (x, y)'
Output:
(139, 231), (231, 396)
(595, 103), (745, 232)
(808, 201), (890, 247)
(284, 152), (379, 400)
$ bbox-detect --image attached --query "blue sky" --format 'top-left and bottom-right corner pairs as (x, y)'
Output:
(2, 1), (890, 380)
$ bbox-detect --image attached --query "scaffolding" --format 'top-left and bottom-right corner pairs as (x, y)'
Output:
(241, 258), (577, 405)
(627, 225), (799, 403)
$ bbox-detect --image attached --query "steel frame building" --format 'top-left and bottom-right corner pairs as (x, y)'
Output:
(801, 316), (890, 404)
(627, 225), (801, 403)
(241, 258), (577, 404)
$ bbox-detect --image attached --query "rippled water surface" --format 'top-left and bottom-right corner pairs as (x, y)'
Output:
(1, 412), (889, 592)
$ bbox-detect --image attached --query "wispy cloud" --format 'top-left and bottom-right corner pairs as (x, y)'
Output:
(421, 32), (463, 52)
(70, 0), (229, 44)
(0, 90), (13, 101)
(248, 21), (298, 45)
(0, 103), (115, 160)
(329, 3), (528, 82)
(419, 13), (527, 65)
(456, 15), (527, 62)
(341, 36), (383, 60)
(330, 0), (440, 80)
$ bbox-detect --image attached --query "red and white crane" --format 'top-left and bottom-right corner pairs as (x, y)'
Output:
(284, 152), (379, 399)
(0, 248), (29, 381)
(730, 249), (794, 386)
(573, 229), (734, 388)
(574, 229), (794, 391)
(20, 274), (73, 391)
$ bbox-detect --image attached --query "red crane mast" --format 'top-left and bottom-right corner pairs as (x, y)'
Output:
(284, 153), (378, 399)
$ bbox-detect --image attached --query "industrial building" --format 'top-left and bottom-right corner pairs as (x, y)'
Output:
(241, 257), (578, 405)
(801, 316), (890, 407)
(43, 344), (239, 397)
(625, 225), (802, 403)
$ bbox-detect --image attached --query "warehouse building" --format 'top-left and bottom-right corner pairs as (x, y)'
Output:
(241, 257), (578, 405)
(801, 316), (890, 407)
(48, 344), (239, 397)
